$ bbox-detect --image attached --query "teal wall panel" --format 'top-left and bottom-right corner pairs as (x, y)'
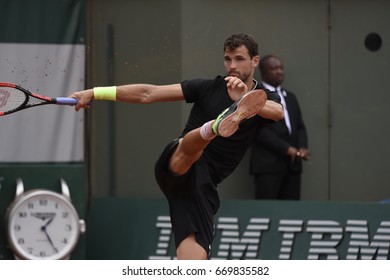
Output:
(0, 0), (85, 44)
(86, 197), (390, 260)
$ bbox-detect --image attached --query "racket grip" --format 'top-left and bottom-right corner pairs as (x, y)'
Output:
(55, 97), (78, 105)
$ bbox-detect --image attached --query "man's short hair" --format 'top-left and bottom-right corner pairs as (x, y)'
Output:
(259, 54), (279, 76)
(224, 33), (259, 58)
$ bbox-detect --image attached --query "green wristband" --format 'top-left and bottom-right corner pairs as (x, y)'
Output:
(93, 86), (117, 101)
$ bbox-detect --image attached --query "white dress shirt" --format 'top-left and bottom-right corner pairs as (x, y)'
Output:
(262, 82), (292, 134)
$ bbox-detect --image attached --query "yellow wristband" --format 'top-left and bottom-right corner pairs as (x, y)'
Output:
(93, 86), (117, 101)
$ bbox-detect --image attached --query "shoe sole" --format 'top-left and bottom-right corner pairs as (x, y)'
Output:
(217, 89), (267, 137)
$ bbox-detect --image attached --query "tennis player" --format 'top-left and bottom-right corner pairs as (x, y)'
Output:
(71, 33), (283, 260)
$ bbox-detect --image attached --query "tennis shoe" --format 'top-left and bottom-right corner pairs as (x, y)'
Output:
(212, 89), (267, 137)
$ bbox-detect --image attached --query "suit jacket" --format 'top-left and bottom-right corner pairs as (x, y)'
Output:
(250, 88), (308, 174)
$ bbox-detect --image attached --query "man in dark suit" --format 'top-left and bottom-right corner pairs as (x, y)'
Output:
(250, 55), (310, 200)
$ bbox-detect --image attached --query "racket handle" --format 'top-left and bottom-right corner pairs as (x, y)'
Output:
(55, 97), (78, 105)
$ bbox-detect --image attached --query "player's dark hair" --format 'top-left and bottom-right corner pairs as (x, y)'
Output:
(224, 33), (259, 58)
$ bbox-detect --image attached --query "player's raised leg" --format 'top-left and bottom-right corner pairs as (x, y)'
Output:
(169, 89), (267, 175)
(169, 123), (214, 176)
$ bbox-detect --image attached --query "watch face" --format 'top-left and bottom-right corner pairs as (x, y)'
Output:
(6, 190), (81, 260)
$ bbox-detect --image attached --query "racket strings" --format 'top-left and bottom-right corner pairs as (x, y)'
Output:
(0, 87), (28, 112)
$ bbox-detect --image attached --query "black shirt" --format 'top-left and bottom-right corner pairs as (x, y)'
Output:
(181, 75), (280, 185)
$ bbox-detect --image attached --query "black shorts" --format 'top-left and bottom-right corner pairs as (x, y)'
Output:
(154, 139), (220, 257)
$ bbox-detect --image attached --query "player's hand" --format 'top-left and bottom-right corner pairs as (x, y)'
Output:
(225, 76), (248, 101)
(69, 89), (94, 111)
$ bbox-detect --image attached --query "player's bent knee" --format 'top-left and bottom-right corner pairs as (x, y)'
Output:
(169, 151), (201, 176)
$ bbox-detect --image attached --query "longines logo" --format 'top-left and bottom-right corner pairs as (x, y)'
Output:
(149, 216), (390, 260)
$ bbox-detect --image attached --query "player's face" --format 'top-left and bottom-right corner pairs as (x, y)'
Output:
(224, 45), (259, 83)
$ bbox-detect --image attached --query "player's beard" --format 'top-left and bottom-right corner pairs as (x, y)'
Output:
(227, 71), (251, 83)
(238, 73), (251, 84)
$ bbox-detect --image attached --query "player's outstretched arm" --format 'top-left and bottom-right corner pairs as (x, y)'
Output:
(258, 100), (284, 121)
(117, 84), (184, 103)
(70, 83), (184, 111)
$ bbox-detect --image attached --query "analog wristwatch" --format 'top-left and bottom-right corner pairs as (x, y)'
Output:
(5, 178), (86, 259)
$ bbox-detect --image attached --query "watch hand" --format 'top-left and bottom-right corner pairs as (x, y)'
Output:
(44, 215), (55, 227)
(41, 224), (58, 253)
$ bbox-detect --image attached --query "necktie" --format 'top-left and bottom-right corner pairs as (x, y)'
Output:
(277, 87), (292, 134)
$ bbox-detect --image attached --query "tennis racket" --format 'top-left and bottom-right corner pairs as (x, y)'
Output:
(0, 82), (78, 116)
